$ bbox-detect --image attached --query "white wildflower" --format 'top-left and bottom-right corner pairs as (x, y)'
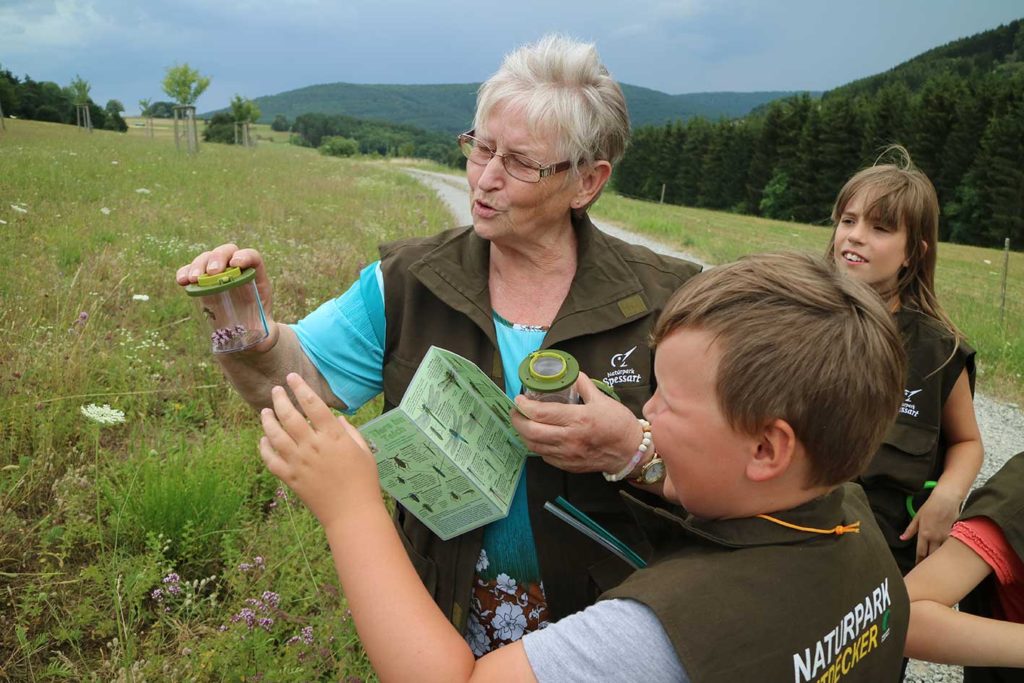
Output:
(0, 219), (6, 225)
(100, 207), (111, 215)
(10, 204), (27, 213)
(983, 259), (992, 265)
(132, 294), (150, 301)
(135, 188), (151, 194)
(111, 160), (119, 165)
(80, 403), (126, 425)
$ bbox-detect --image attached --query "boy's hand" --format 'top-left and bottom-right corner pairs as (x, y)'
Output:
(511, 371), (641, 474)
(901, 487), (962, 565)
(259, 373), (379, 530)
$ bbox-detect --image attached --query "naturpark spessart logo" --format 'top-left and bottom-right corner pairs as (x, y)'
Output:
(899, 388), (922, 418)
(603, 345), (644, 387)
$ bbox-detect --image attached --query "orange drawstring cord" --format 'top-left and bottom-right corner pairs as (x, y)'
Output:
(756, 514), (861, 536)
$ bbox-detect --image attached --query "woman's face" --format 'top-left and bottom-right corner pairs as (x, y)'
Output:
(467, 105), (582, 246)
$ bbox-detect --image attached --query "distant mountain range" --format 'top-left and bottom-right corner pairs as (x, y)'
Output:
(203, 83), (817, 133)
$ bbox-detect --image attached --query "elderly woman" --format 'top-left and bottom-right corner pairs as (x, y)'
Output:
(176, 34), (698, 654)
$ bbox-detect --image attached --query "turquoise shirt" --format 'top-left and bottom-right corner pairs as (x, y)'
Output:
(292, 261), (546, 585)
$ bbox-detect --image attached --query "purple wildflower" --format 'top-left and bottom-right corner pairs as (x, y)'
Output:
(257, 617), (274, 632)
(151, 588), (164, 602)
(286, 625), (314, 646)
(232, 607), (257, 629)
(211, 324), (250, 351)
(261, 591), (280, 609)
(253, 555), (265, 569)
(162, 573), (182, 595)
(238, 561), (253, 572)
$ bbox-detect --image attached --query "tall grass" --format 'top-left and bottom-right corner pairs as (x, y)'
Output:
(0, 119), (449, 680)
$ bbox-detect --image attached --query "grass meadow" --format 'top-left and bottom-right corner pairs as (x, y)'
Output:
(1, 119), (1022, 680)
(1, 119), (449, 680)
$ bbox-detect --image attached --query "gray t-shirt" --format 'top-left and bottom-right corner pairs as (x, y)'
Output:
(521, 598), (689, 682)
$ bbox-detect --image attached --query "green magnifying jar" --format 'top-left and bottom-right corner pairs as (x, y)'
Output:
(905, 480), (938, 519)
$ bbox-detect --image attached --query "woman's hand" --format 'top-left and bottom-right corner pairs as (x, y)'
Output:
(259, 373), (380, 531)
(177, 243), (277, 349)
(510, 372), (643, 474)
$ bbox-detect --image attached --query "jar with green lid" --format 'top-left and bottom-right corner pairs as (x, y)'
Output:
(519, 350), (581, 404)
(184, 267), (269, 353)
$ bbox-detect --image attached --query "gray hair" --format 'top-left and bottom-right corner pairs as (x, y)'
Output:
(474, 34), (630, 171)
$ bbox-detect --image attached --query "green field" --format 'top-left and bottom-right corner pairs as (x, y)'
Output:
(1, 119), (1021, 679)
(122, 116), (293, 144)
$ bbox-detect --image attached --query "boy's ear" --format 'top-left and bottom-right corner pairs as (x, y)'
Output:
(746, 418), (797, 483)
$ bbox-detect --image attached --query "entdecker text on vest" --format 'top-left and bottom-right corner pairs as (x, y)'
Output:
(792, 578), (893, 683)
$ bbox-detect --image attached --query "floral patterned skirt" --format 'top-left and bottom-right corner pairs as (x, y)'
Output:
(465, 572), (550, 656)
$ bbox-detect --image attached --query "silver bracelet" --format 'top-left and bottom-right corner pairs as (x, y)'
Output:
(602, 419), (652, 482)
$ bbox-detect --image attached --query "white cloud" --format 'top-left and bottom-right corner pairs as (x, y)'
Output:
(0, 0), (116, 51)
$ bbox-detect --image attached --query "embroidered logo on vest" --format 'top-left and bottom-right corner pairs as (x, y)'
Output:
(603, 345), (644, 387)
(899, 389), (922, 418)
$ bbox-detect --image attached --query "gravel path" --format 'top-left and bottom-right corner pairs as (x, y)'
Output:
(404, 167), (1024, 683)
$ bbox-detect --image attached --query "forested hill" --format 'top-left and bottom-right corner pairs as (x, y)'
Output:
(826, 18), (1024, 98)
(614, 18), (1024, 249)
(211, 83), (810, 133)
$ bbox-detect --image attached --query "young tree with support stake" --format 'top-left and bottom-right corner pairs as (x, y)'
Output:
(229, 94), (260, 148)
(69, 74), (93, 132)
(138, 97), (154, 137)
(162, 63), (210, 154)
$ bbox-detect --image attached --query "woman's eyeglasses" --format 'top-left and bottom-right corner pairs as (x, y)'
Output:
(457, 131), (571, 183)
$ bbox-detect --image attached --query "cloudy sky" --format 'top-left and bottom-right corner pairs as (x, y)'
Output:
(2, 0), (1021, 114)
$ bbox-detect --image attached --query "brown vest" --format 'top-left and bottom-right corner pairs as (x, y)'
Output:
(858, 308), (976, 573)
(378, 213), (700, 629)
(959, 452), (1024, 683)
(604, 484), (909, 683)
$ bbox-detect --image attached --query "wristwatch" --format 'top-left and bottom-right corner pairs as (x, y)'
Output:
(634, 453), (665, 485)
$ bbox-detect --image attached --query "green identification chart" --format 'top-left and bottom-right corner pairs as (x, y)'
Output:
(359, 346), (528, 540)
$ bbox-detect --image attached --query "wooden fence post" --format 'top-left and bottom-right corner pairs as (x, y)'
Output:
(1000, 237), (1010, 326)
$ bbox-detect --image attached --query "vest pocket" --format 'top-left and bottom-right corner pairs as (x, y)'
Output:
(862, 420), (940, 493)
(393, 506), (439, 595)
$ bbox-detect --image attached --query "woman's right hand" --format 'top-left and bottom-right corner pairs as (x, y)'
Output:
(177, 243), (274, 315)
(176, 243), (278, 351)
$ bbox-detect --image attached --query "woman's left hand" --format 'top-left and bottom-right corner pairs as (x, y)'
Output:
(510, 372), (643, 474)
(901, 486), (962, 566)
(259, 373), (380, 531)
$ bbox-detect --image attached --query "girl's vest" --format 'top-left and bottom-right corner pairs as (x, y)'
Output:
(604, 484), (909, 683)
(858, 308), (975, 572)
(378, 215), (700, 629)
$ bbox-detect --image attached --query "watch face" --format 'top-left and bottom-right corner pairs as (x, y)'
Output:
(642, 458), (666, 484)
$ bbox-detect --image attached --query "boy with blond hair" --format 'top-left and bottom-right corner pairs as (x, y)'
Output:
(259, 252), (910, 682)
